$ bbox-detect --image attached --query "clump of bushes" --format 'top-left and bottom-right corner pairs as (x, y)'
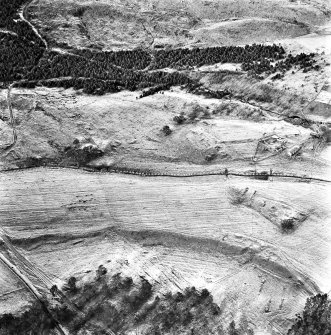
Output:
(96, 265), (107, 280)
(139, 84), (170, 98)
(162, 125), (172, 135)
(188, 104), (205, 121)
(173, 104), (210, 124)
(173, 112), (187, 125)
(205, 152), (217, 162)
(288, 294), (331, 335)
(0, 303), (56, 335)
(63, 276), (78, 293)
(144, 287), (222, 335)
(228, 187), (250, 205)
(70, 5), (90, 17)
(280, 218), (295, 233)
(64, 138), (104, 166)
(271, 73), (284, 80)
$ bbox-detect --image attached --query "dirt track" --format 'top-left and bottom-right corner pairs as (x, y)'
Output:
(0, 85), (17, 153)
(20, 0), (48, 49)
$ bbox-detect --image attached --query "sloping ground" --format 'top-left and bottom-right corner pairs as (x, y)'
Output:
(0, 86), (329, 180)
(0, 168), (330, 333)
(26, 0), (331, 49)
(191, 18), (308, 47)
(0, 261), (35, 315)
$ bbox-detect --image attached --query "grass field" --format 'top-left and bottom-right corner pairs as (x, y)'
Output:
(0, 168), (330, 333)
(1, 86), (329, 180)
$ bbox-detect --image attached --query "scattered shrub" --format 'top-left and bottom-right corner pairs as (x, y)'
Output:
(96, 264), (107, 280)
(173, 112), (186, 125)
(281, 219), (295, 232)
(228, 187), (249, 205)
(162, 125), (172, 136)
(205, 152), (217, 162)
(64, 276), (77, 293)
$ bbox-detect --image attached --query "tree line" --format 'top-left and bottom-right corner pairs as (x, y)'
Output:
(20, 50), (191, 94)
(73, 48), (152, 70)
(288, 293), (331, 335)
(0, 0), (27, 29)
(242, 51), (317, 75)
(2, 39), (317, 94)
(0, 0), (45, 84)
(152, 44), (285, 69)
(0, 33), (44, 82)
(0, 0), (44, 42)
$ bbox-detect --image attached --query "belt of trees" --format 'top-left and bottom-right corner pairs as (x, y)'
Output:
(138, 83), (173, 98)
(0, 0), (45, 83)
(26, 51), (191, 92)
(73, 48), (152, 70)
(152, 44), (286, 69)
(71, 44), (285, 71)
(0, 0), (27, 28)
(1, 38), (316, 94)
(242, 52), (316, 75)
(0, 33), (45, 82)
(186, 82), (232, 99)
(15, 69), (191, 96)
(0, 0), (44, 44)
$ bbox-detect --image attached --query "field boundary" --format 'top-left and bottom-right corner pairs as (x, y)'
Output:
(0, 164), (329, 183)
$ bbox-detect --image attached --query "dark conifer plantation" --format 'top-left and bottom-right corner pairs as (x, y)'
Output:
(0, 0), (317, 93)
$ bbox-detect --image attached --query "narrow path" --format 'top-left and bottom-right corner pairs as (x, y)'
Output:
(1, 0), (49, 154)
(0, 84), (17, 153)
(1, 165), (329, 183)
(141, 22), (155, 47)
(0, 29), (17, 36)
(7, 85), (17, 146)
(19, 0), (48, 49)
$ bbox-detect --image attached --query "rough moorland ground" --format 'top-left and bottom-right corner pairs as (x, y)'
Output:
(27, 0), (331, 49)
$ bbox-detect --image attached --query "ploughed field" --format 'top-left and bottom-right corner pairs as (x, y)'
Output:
(0, 168), (331, 333)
